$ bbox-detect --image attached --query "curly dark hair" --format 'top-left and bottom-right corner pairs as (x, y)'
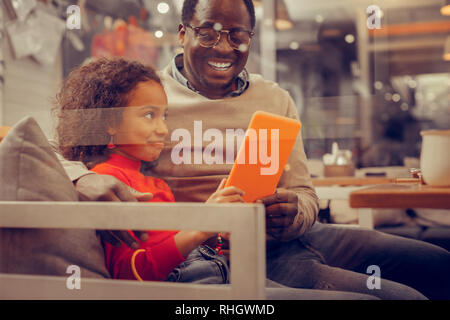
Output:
(182, 0), (256, 30)
(54, 57), (161, 168)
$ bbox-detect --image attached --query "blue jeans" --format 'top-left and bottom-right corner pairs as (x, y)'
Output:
(266, 222), (450, 300)
(165, 245), (229, 284)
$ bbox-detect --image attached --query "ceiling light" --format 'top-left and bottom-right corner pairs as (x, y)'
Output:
(154, 30), (164, 38)
(441, 0), (450, 16)
(275, 0), (293, 30)
(157, 2), (170, 14)
(254, 0), (293, 30)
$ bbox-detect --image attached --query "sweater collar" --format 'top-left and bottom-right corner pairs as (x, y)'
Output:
(107, 153), (141, 172)
(170, 54), (249, 98)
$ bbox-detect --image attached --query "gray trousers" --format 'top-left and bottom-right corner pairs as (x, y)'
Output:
(267, 222), (450, 300)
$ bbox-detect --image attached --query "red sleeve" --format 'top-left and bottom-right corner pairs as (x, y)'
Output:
(104, 231), (185, 281)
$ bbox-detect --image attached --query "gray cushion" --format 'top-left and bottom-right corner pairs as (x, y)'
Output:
(0, 116), (110, 278)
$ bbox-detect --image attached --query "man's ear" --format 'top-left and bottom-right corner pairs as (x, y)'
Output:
(178, 24), (185, 46)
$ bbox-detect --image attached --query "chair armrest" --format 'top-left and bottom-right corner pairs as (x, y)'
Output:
(0, 201), (266, 299)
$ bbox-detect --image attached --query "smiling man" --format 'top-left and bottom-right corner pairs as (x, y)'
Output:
(63, 0), (449, 299)
(177, 0), (254, 99)
(156, 0), (314, 241)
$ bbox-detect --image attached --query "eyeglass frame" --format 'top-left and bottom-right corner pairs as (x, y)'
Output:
(184, 24), (255, 50)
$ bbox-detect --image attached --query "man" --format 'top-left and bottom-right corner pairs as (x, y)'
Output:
(62, 0), (449, 299)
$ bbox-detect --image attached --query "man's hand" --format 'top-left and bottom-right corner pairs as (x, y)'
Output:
(257, 188), (301, 238)
(75, 173), (153, 249)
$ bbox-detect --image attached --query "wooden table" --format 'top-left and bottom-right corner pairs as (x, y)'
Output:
(312, 176), (419, 186)
(349, 184), (450, 228)
(312, 177), (394, 186)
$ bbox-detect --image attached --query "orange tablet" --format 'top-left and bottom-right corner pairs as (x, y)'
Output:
(225, 111), (301, 202)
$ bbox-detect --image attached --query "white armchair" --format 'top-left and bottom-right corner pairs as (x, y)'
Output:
(0, 201), (266, 300)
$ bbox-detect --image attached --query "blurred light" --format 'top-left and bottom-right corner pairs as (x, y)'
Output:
(392, 93), (401, 102)
(157, 2), (170, 14)
(238, 44), (249, 52)
(384, 92), (392, 101)
(276, 19), (293, 30)
(444, 36), (450, 61)
(154, 30), (164, 38)
(276, 0), (293, 30)
(401, 103), (409, 111)
(374, 81), (383, 90)
(322, 29), (341, 37)
(289, 41), (300, 50)
(213, 23), (223, 31)
(441, 0), (450, 16)
(315, 14), (324, 23)
(408, 80), (417, 89)
(345, 34), (355, 44)
(255, 0), (292, 30)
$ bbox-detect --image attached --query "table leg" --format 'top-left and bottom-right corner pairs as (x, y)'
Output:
(358, 209), (374, 229)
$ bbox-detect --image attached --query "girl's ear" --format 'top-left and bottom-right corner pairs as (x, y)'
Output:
(178, 24), (185, 47)
(106, 115), (117, 136)
(107, 126), (116, 136)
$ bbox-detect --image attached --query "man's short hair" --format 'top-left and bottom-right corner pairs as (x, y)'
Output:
(182, 0), (256, 30)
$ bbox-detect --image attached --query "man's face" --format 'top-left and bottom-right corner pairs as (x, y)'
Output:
(179, 0), (252, 98)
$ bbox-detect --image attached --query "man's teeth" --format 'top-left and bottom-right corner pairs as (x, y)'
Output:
(208, 62), (232, 69)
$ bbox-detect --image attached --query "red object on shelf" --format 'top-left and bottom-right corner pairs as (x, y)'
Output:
(91, 21), (160, 66)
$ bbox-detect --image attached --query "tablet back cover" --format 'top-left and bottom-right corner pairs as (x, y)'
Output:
(225, 111), (301, 202)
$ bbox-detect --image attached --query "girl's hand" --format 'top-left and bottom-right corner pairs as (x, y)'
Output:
(206, 179), (245, 204)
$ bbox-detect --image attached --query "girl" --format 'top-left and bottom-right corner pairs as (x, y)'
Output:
(55, 57), (244, 282)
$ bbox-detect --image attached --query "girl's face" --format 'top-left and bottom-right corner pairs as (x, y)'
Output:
(108, 81), (169, 162)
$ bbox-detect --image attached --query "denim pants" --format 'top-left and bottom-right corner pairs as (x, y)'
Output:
(266, 222), (450, 300)
(165, 244), (379, 300)
(166, 245), (229, 284)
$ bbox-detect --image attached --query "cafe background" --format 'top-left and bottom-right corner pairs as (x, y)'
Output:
(0, 0), (449, 230)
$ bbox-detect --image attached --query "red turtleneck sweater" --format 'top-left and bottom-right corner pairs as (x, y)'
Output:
(91, 153), (185, 281)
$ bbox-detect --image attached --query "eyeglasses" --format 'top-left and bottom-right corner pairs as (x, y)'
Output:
(185, 24), (255, 51)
